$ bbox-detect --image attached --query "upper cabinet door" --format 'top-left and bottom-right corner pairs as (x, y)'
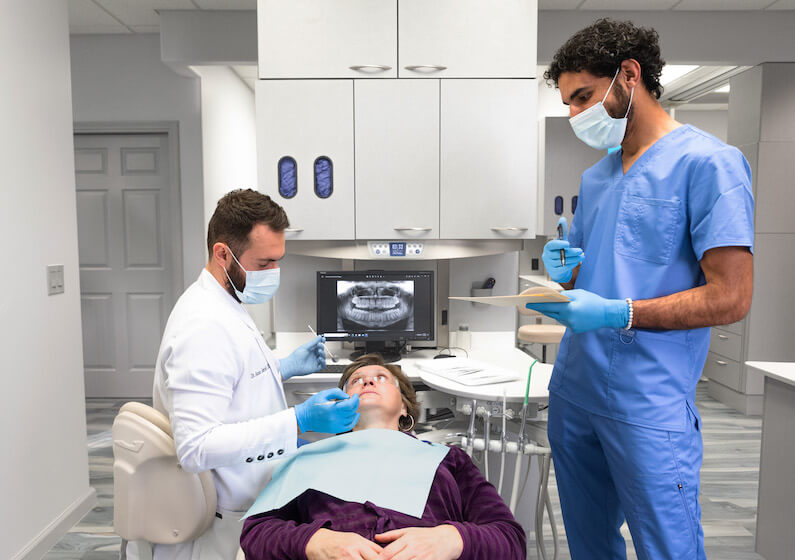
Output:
(440, 80), (537, 239)
(256, 80), (355, 240)
(258, 0), (397, 79)
(354, 80), (440, 240)
(398, 0), (537, 79)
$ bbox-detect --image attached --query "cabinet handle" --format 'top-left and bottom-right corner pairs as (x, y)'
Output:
(491, 227), (529, 232)
(285, 228), (304, 233)
(404, 64), (447, 72)
(717, 334), (729, 340)
(715, 360), (728, 366)
(394, 227), (432, 232)
(293, 391), (319, 398)
(349, 65), (392, 72)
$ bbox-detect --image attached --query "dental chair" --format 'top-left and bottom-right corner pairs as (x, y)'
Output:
(112, 402), (217, 559)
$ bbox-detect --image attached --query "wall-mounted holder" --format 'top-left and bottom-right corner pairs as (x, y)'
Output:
(470, 285), (493, 307)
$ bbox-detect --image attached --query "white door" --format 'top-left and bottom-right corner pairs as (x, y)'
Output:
(398, 0), (537, 79)
(258, 0), (397, 79)
(256, 80), (355, 240)
(74, 134), (178, 397)
(354, 80), (440, 240)
(440, 80), (536, 239)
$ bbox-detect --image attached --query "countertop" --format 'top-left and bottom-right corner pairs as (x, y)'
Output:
(745, 361), (795, 387)
(272, 331), (552, 403)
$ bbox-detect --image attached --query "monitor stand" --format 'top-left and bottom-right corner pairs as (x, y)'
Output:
(350, 340), (402, 364)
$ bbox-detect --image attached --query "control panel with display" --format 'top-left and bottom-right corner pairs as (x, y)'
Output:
(368, 241), (424, 258)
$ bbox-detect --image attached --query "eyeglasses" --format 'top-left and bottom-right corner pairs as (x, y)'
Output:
(344, 372), (399, 391)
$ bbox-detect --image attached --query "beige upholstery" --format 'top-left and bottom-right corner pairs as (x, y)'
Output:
(517, 323), (566, 344)
(113, 402), (217, 546)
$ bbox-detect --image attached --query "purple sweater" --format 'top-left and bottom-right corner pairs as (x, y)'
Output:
(240, 444), (525, 560)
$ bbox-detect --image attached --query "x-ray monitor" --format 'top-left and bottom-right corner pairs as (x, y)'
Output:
(316, 271), (434, 358)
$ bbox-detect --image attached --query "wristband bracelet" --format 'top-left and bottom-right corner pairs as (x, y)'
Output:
(624, 298), (634, 331)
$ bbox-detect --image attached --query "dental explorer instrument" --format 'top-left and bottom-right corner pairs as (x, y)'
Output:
(557, 221), (566, 267)
(308, 324), (338, 363)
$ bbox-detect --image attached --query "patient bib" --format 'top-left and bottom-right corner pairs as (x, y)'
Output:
(243, 429), (450, 519)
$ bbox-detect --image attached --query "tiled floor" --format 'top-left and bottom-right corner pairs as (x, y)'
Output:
(45, 383), (763, 559)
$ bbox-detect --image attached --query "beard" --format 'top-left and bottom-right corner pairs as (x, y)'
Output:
(225, 263), (247, 303)
(607, 81), (633, 121)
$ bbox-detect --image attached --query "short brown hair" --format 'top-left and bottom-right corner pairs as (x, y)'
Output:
(338, 353), (420, 432)
(206, 189), (290, 258)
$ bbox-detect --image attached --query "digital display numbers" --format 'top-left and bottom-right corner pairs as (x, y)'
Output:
(389, 242), (406, 257)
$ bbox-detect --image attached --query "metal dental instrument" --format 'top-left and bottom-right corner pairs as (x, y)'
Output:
(557, 221), (566, 267)
(308, 324), (338, 363)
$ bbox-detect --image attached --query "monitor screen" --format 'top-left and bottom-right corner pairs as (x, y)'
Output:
(317, 270), (434, 342)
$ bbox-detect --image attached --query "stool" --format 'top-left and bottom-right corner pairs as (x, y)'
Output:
(516, 289), (566, 363)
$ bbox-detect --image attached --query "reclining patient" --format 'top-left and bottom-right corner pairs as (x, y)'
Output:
(240, 353), (526, 560)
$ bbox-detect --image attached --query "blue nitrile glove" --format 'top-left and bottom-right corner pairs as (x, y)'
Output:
(279, 336), (326, 380)
(542, 217), (584, 283)
(526, 289), (629, 334)
(294, 389), (360, 434)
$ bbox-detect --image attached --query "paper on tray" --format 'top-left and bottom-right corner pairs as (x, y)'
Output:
(449, 287), (570, 307)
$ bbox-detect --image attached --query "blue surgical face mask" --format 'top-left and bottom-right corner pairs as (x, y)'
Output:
(569, 69), (634, 151)
(223, 246), (280, 304)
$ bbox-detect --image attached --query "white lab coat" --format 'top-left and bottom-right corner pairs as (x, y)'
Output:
(146, 268), (297, 559)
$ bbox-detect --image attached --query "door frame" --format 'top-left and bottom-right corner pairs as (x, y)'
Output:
(73, 121), (185, 300)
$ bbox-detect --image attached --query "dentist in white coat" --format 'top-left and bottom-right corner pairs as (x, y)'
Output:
(148, 189), (360, 559)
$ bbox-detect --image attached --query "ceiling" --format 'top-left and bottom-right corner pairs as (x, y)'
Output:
(68, 0), (255, 34)
(69, 0), (794, 35)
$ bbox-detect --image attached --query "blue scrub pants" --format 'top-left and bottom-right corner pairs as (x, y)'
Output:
(547, 393), (706, 560)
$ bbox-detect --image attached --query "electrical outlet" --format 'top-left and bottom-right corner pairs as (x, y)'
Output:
(47, 265), (64, 295)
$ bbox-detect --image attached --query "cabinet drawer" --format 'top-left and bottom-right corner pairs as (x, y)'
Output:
(709, 328), (743, 362)
(703, 352), (742, 391)
(721, 319), (745, 336)
(284, 381), (339, 407)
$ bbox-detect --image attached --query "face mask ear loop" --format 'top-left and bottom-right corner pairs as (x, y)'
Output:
(602, 67), (621, 103)
(624, 86), (635, 118)
(223, 266), (242, 293)
(225, 245), (248, 273)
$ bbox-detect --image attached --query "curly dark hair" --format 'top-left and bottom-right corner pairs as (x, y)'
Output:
(206, 188), (290, 258)
(544, 19), (665, 99)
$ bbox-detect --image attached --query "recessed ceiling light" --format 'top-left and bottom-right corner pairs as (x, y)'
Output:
(660, 65), (699, 86)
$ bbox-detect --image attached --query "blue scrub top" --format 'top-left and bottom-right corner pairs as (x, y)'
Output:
(550, 125), (755, 431)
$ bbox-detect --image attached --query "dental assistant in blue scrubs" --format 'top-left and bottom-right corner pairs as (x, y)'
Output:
(528, 20), (755, 559)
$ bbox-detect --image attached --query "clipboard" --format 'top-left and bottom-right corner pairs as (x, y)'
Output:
(449, 287), (570, 307)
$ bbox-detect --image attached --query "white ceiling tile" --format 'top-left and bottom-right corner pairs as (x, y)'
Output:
(539, 0), (584, 9)
(193, 0), (256, 9)
(96, 0), (195, 27)
(68, 0), (121, 26)
(70, 24), (131, 34)
(674, 0), (774, 10)
(580, 0), (679, 9)
(765, 0), (795, 8)
(131, 26), (163, 34)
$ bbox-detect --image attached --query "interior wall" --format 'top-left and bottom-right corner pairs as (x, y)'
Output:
(677, 109), (728, 143)
(0, 2), (94, 558)
(69, 33), (204, 290)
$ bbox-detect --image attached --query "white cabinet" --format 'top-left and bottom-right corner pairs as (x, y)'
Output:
(541, 117), (603, 236)
(256, 80), (355, 240)
(398, 0), (536, 78)
(354, 80), (440, 240)
(257, 0), (397, 79)
(440, 80), (536, 239)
